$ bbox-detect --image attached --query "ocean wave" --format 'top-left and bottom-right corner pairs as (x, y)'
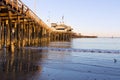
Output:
(24, 47), (120, 54)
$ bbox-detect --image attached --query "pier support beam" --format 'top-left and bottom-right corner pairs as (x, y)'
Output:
(0, 17), (1, 49)
(0, 0), (73, 49)
(16, 15), (21, 48)
(1, 21), (4, 47)
(21, 18), (25, 47)
(8, 10), (14, 52)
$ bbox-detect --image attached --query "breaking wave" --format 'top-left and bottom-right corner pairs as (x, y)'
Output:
(24, 47), (120, 54)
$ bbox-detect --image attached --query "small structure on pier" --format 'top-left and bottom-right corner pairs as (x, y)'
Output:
(51, 23), (73, 32)
(72, 32), (97, 38)
(0, 0), (73, 50)
(50, 23), (73, 41)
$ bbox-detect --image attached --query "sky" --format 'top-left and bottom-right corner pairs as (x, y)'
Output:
(21, 0), (120, 37)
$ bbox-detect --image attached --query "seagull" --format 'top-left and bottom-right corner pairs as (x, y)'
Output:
(113, 59), (117, 63)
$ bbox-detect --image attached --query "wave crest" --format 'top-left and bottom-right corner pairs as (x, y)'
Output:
(25, 47), (120, 54)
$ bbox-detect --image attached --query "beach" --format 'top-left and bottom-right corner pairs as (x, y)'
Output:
(0, 38), (120, 80)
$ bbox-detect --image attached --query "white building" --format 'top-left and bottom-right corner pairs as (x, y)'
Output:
(51, 23), (73, 32)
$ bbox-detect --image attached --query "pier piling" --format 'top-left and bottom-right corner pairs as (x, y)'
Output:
(0, 0), (73, 50)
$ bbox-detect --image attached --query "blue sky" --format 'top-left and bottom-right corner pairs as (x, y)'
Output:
(21, 0), (120, 37)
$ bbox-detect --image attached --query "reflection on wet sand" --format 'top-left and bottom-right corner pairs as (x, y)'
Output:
(0, 48), (46, 80)
(0, 36), (71, 80)
(1, 40), (119, 80)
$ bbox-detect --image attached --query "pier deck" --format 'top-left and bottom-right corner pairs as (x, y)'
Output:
(0, 0), (72, 50)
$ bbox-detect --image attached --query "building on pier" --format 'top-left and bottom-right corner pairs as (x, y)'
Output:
(51, 23), (73, 32)
(50, 23), (73, 41)
(0, 0), (73, 50)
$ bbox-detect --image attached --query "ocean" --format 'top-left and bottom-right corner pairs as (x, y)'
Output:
(0, 38), (120, 80)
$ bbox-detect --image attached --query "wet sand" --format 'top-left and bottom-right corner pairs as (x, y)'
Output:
(0, 46), (120, 80)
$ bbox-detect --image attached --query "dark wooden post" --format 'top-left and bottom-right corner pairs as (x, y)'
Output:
(8, 10), (14, 52)
(16, 15), (20, 48)
(33, 23), (35, 45)
(22, 18), (25, 47)
(1, 21), (4, 47)
(0, 17), (1, 49)
(4, 20), (7, 47)
(35, 23), (38, 45)
(28, 22), (30, 46)
(14, 22), (17, 46)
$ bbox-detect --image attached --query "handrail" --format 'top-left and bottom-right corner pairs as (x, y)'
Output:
(2, 0), (51, 31)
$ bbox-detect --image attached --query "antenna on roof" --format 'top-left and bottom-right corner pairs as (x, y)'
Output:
(62, 15), (64, 24)
(47, 11), (51, 26)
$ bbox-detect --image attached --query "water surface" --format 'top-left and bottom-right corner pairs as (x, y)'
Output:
(0, 38), (120, 80)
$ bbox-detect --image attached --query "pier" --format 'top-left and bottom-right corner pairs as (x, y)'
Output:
(0, 0), (73, 50)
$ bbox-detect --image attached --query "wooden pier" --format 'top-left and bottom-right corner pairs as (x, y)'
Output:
(0, 0), (73, 50)
(50, 31), (72, 41)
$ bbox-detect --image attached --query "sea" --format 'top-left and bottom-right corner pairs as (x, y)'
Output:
(0, 38), (120, 80)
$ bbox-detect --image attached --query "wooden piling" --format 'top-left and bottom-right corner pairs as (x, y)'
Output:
(0, 17), (1, 49)
(0, 0), (72, 50)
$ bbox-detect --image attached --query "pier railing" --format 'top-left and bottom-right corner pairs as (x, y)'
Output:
(0, 0), (73, 50)
(2, 0), (51, 31)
